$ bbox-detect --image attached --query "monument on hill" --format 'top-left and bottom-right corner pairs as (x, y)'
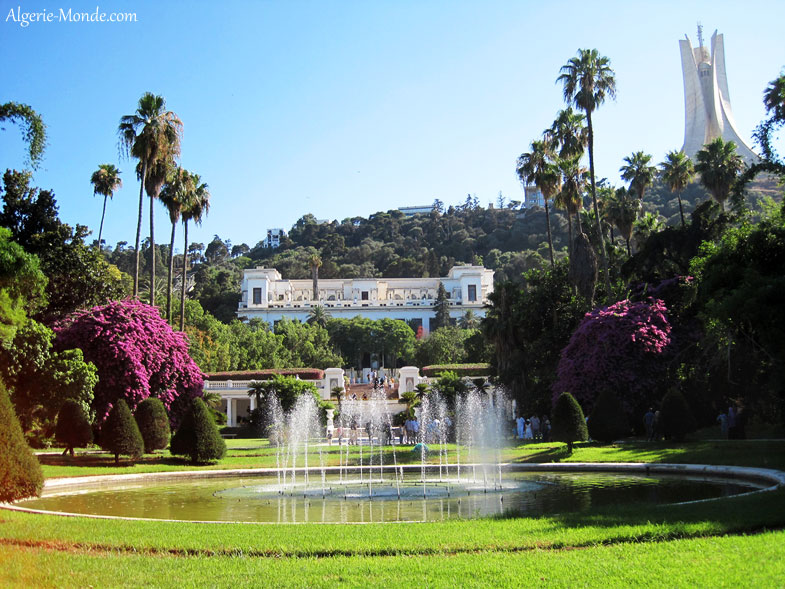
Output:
(679, 24), (759, 165)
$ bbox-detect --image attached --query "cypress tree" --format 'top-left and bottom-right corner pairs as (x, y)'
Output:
(134, 397), (171, 453)
(101, 399), (144, 465)
(55, 399), (93, 456)
(659, 390), (697, 441)
(432, 282), (451, 330)
(0, 380), (44, 501)
(170, 397), (226, 464)
(551, 392), (588, 453)
(587, 390), (629, 444)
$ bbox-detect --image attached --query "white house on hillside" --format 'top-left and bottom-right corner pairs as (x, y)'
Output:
(237, 265), (494, 332)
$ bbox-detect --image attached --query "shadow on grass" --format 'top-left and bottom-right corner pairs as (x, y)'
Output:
(37, 453), (187, 469)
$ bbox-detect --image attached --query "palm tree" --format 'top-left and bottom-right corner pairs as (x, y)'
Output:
(605, 187), (641, 256)
(516, 140), (561, 267)
(247, 381), (270, 407)
(179, 173), (210, 331)
(558, 49), (617, 294)
(159, 167), (192, 322)
(458, 309), (479, 330)
(694, 138), (745, 210)
(118, 92), (183, 300)
(620, 151), (657, 214)
(632, 212), (665, 250)
(90, 164), (122, 247)
(659, 150), (695, 227)
(545, 107), (588, 159)
(555, 155), (587, 250)
(307, 304), (330, 327)
(309, 254), (322, 301)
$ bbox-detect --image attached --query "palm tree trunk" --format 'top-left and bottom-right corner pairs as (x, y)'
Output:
(575, 209), (583, 234)
(133, 161), (147, 299)
(312, 265), (319, 301)
(625, 237), (631, 257)
(98, 195), (108, 248)
(149, 191), (156, 306)
(566, 214), (573, 257)
(544, 198), (555, 268)
(586, 112), (611, 296)
(180, 220), (189, 331)
(166, 221), (176, 322)
(677, 191), (686, 227)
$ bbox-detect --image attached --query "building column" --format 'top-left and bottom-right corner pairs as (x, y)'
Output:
(250, 396), (257, 412)
(227, 398), (235, 427)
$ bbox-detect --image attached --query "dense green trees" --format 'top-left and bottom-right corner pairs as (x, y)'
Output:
(0, 101), (47, 169)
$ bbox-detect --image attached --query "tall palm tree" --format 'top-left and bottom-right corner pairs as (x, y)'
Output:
(620, 151), (657, 213)
(555, 155), (587, 249)
(694, 138), (745, 210)
(179, 173), (210, 331)
(558, 49), (617, 294)
(458, 309), (479, 330)
(118, 92), (183, 301)
(516, 140), (561, 267)
(659, 150), (695, 227)
(309, 254), (322, 301)
(605, 187), (641, 256)
(159, 167), (192, 322)
(632, 212), (665, 250)
(90, 164), (122, 247)
(545, 107), (588, 159)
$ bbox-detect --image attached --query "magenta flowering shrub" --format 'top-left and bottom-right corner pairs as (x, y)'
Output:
(54, 300), (205, 426)
(552, 299), (672, 417)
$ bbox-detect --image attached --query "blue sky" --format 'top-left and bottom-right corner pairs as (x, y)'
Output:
(1, 0), (783, 252)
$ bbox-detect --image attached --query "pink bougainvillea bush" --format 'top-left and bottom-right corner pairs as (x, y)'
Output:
(54, 300), (205, 426)
(552, 298), (672, 418)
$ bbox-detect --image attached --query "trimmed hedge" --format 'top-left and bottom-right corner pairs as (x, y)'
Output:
(205, 369), (324, 381)
(551, 392), (588, 453)
(134, 398), (171, 453)
(55, 399), (93, 456)
(659, 390), (697, 441)
(170, 397), (226, 464)
(587, 390), (629, 444)
(421, 363), (491, 378)
(100, 399), (144, 465)
(0, 381), (43, 502)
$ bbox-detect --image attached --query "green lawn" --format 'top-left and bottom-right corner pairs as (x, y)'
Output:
(6, 439), (783, 587)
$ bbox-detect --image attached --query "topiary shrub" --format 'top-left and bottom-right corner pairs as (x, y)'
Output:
(551, 392), (588, 453)
(658, 390), (697, 441)
(0, 380), (43, 501)
(587, 390), (629, 444)
(100, 399), (144, 465)
(55, 399), (92, 456)
(134, 398), (171, 453)
(170, 397), (226, 464)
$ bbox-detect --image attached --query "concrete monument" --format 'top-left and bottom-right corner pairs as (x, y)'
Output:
(679, 25), (758, 165)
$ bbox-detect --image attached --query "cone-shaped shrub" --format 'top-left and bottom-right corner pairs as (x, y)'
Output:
(55, 399), (93, 456)
(658, 390), (697, 441)
(134, 398), (171, 453)
(588, 390), (629, 444)
(551, 392), (588, 453)
(170, 397), (226, 464)
(101, 399), (144, 465)
(0, 381), (43, 501)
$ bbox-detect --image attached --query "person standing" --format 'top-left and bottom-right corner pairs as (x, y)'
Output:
(644, 408), (655, 441)
(531, 415), (541, 440)
(516, 415), (525, 439)
(717, 412), (729, 439)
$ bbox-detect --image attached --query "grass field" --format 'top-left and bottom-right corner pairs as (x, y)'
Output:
(3, 439), (783, 587)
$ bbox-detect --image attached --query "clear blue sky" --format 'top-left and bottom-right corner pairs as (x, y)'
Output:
(1, 0), (783, 252)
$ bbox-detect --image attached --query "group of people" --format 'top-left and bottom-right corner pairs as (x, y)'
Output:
(516, 415), (551, 442)
(717, 405), (747, 439)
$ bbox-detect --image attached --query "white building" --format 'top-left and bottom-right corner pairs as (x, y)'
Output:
(262, 228), (286, 249)
(397, 205), (434, 216)
(524, 185), (545, 208)
(237, 265), (494, 332)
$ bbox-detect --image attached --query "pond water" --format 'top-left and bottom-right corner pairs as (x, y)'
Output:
(18, 470), (763, 523)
